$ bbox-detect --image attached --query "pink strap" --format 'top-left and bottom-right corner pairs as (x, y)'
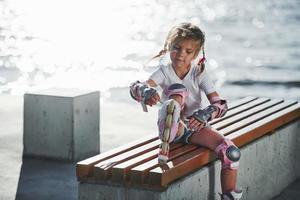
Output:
(210, 96), (228, 119)
(166, 89), (188, 107)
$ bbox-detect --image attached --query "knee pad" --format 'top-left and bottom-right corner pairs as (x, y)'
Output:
(215, 139), (241, 170)
(166, 83), (188, 105)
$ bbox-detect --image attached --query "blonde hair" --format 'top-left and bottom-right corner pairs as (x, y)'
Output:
(151, 22), (206, 73)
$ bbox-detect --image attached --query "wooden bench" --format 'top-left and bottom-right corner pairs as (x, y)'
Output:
(77, 97), (300, 200)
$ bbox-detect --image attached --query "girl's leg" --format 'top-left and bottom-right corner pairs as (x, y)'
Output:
(188, 128), (238, 193)
(158, 94), (184, 163)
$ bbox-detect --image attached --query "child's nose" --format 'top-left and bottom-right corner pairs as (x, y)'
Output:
(171, 49), (185, 58)
(177, 49), (185, 57)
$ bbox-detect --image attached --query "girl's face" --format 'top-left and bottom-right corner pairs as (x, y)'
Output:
(170, 39), (198, 70)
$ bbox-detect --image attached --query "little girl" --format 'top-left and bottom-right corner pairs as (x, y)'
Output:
(130, 22), (242, 200)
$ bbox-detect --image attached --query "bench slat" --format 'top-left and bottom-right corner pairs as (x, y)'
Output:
(93, 139), (161, 180)
(76, 134), (157, 179)
(148, 147), (211, 186)
(110, 143), (185, 183)
(213, 99), (283, 130)
(147, 101), (299, 187)
(219, 100), (297, 135)
(228, 102), (300, 145)
(111, 149), (158, 182)
(226, 96), (258, 111)
(129, 144), (199, 184)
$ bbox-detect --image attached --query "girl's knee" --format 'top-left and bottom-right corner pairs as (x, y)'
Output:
(166, 83), (188, 107)
(215, 138), (241, 170)
(201, 128), (224, 148)
(169, 94), (184, 106)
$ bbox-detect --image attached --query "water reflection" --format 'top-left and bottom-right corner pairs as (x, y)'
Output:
(0, 0), (299, 100)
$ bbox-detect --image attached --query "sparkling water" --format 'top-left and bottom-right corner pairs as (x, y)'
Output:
(0, 0), (299, 101)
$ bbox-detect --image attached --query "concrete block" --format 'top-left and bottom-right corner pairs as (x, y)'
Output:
(24, 88), (100, 161)
(78, 119), (300, 200)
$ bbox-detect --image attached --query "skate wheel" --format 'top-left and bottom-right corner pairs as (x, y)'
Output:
(167, 100), (175, 114)
(162, 128), (170, 142)
(165, 114), (173, 128)
(161, 142), (169, 154)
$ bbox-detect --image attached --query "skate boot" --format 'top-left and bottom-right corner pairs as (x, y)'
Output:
(220, 189), (243, 200)
(158, 99), (181, 164)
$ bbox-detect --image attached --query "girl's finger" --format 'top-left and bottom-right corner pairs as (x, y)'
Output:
(197, 123), (204, 130)
(154, 94), (160, 101)
(189, 119), (198, 129)
(152, 97), (158, 105)
(189, 118), (205, 130)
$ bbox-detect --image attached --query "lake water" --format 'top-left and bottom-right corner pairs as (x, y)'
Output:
(0, 0), (299, 102)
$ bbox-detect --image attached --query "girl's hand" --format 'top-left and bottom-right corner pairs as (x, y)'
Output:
(188, 117), (205, 131)
(145, 93), (160, 106)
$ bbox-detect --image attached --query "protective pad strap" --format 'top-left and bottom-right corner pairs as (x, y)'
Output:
(210, 96), (228, 119)
(221, 190), (243, 200)
(166, 83), (188, 106)
(215, 138), (241, 170)
(192, 105), (217, 124)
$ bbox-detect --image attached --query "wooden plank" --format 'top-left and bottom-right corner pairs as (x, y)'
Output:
(96, 142), (183, 182)
(110, 142), (185, 183)
(226, 96), (258, 111)
(76, 134), (157, 179)
(228, 102), (300, 146)
(111, 149), (158, 182)
(129, 144), (198, 184)
(130, 158), (159, 184)
(148, 147), (212, 187)
(219, 101), (297, 135)
(93, 139), (161, 180)
(210, 97), (270, 125)
(147, 101), (300, 187)
(212, 99), (283, 130)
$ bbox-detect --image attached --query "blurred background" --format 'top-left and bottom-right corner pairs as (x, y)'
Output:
(0, 1), (300, 199)
(0, 0), (299, 102)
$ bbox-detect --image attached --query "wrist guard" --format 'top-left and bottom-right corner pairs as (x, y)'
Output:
(191, 105), (218, 125)
(129, 81), (158, 112)
(210, 96), (228, 119)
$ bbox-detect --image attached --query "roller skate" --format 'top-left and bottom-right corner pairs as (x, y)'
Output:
(220, 189), (243, 200)
(157, 99), (181, 164)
